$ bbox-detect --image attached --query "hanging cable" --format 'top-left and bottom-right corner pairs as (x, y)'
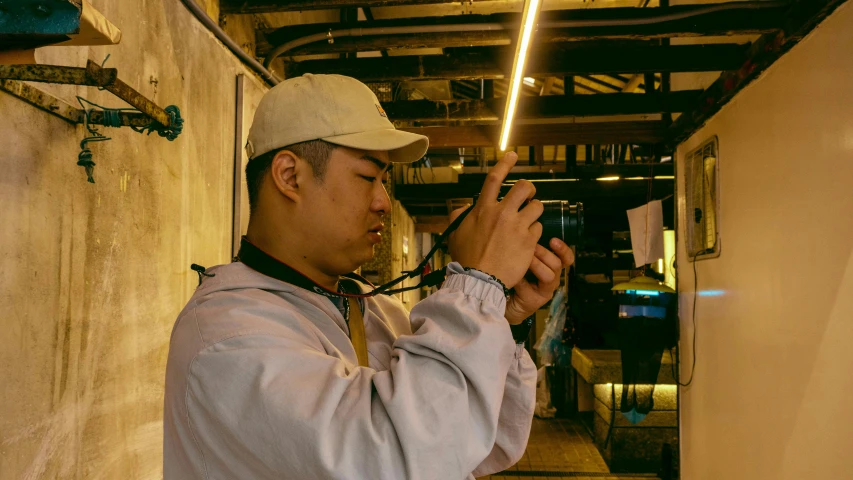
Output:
(671, 253), (698, 387)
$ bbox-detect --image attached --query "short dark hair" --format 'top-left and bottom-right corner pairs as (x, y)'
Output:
(245, 139), (337, 212)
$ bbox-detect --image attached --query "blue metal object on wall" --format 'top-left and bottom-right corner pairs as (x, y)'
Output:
(0, 0), (82, 50)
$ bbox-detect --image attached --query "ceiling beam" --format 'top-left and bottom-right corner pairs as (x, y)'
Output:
(225, 0), (456, 13)
(401, 121), (668, 147)
(397, 178), (674, 202)
(382, 90), (702, 123)
(622, 74), (644, 93)
(540, 77), (557, 96)
(572, 76), (618, 94)
(284, 44), (747, 81)
(448, 164), (675, 183)
(257, 4), (784, 55)
(228, 0), (646, 12)
(668, 0), (849, 147)
(398, 180), (676, 232)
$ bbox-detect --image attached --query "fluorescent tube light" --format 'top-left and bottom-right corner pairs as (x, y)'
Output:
(504, 178), (579, 183)
(596, 176), (621, 181)
(633, 290), (661, 296)
(499, 0), (543, 151)
(523, 77), (536, 87)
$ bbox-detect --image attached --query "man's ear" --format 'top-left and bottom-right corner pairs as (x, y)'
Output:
(269, 150), (301, 203)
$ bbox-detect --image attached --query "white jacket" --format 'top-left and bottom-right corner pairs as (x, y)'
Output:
(163, 261), (536, 479)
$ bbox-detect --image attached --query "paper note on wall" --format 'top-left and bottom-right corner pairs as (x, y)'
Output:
(627, 200), (664, 267)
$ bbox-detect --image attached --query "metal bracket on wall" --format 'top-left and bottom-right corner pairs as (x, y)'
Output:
(0, 60), (184, 182)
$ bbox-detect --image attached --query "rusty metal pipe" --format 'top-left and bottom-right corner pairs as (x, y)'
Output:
(83, 61), (173, 127)
(0, 80), (157, 128)
(177, 0), (280, 85)
(0, 64), (117, 87)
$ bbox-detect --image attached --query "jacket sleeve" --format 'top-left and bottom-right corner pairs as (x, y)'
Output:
(439, 264), (538, 476)
(471, 343), (537, 477)
(184, 271), (523, 480)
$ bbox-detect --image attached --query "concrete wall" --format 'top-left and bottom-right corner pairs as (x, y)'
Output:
(0, 2), (267, 478)
(675, 3), (853, 479)
(389, 200), (421, 310)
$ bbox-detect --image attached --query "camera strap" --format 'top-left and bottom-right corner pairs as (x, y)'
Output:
(346, 296), (370, 367)
(238, 237), (372, 366)
(237, 204), (473, 300)
(237, 236), (375, 299)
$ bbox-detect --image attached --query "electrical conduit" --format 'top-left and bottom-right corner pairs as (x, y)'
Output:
(177, 0), (281, 85)
(176, 0), (786, 86)
(264, 1), (787, 73)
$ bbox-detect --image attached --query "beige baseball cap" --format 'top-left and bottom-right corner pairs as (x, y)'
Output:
(246, 74), (428, 163)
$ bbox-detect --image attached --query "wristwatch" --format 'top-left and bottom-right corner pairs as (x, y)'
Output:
(510, 315), (535, 344)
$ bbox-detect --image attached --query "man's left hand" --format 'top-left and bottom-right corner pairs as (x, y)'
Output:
(505, 238), (575, 325)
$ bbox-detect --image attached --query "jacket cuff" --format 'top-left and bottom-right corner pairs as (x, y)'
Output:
(509, 315), (534, 344)
(443, 262), (507, 311)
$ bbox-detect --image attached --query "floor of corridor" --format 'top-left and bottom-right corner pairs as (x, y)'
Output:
(478, 417), (660, 480)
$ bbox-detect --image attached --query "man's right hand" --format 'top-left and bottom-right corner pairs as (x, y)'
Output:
(448, 152), (544, 289)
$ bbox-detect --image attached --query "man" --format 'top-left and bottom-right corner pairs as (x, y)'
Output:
(164, 74), (574, 479)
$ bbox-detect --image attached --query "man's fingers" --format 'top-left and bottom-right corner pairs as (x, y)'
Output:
(449, 204), (471, 223)
(529, 221), (543, 242)
(479, 151), (518, 203)
(549, 238), (576, 267)
(519, 199), (544, 227)
(529, 256), (556, 285)
(502, 179), (537, 212)
(534, 244), (563, 273)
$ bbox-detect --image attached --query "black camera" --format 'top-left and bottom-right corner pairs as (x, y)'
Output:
(475, 190), (585, 248)
(373, 192), (583, 295)
(536, 200), (584, 248)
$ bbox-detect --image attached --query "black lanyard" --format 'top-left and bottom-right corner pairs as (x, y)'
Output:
(237, 236), (375, 300)
(237, 205), (473, 298)
(237, 236), (533, 345)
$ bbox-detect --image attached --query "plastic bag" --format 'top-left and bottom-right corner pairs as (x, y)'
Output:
(533, 286), (572, 367)
(534, 366), (557, 418)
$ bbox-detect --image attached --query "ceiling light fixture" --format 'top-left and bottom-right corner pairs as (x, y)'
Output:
(499, 0), (543, 151)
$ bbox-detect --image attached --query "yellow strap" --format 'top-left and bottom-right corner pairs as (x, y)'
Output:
(347, 297), (370, 368)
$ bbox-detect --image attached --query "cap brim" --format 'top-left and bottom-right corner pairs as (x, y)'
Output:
(322, 129), (429, 163)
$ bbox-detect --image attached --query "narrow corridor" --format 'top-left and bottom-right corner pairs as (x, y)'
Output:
(480, 418), (660, 480)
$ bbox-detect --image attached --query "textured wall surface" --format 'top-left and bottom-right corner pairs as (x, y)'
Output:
(390, 199), (421, 309)
(0, 2), (267, 478)
(675, 3), (853, 479)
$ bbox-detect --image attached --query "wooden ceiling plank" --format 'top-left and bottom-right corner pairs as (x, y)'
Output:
(284, 43), (747, 81)
(402, 121), (668, 147)
(382, 90), (702, 122)
(256, 4), (783, 54)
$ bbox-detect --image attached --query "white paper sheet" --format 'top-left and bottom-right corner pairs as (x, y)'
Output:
(627, 200), (664, 267)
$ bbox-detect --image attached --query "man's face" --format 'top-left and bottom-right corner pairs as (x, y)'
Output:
(299, 147), (392, 275)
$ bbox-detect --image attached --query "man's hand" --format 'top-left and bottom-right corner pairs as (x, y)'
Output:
(448, 152), (543, 290)
(505, 238), (575, 325)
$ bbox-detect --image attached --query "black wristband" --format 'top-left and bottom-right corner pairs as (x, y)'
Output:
(461, 266), (511, 296)
(510, 315), (535, 344)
